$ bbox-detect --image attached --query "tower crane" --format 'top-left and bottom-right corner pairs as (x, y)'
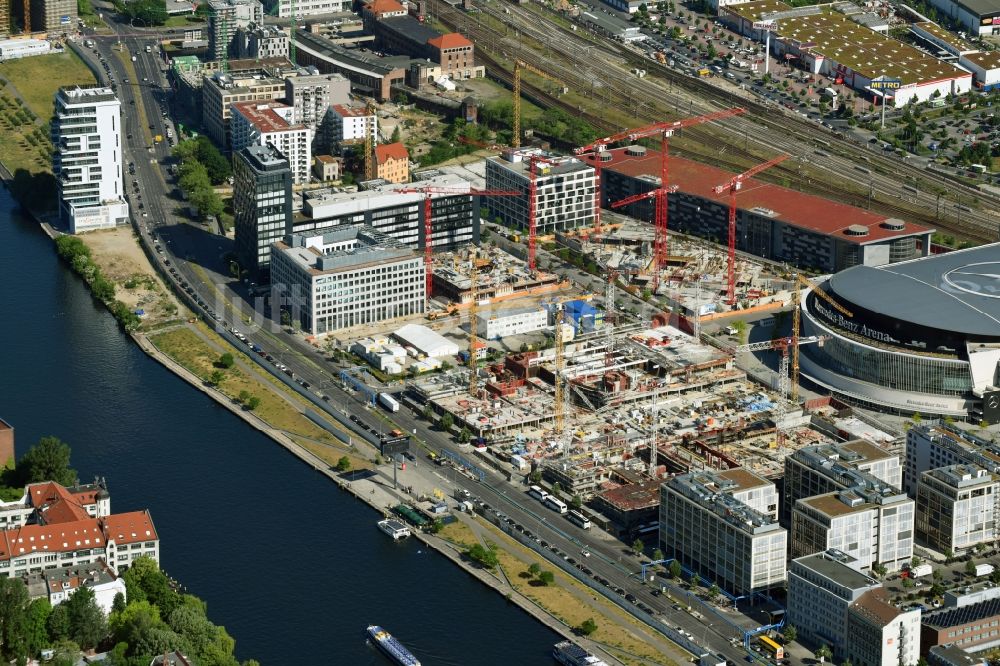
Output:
(712, 154), (790, 306)
(512, 60), (564, 149)
(395, 186), (519, 300)
(468, 249), (493, 396)
(363, 99), (377, 182)
(575, 109), (746, 285)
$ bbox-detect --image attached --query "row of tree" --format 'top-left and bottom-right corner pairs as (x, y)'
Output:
(173, 138), (230, 221)
(54, 236), (142, 332)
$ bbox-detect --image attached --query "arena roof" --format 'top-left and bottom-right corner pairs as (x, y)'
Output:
(827, 244), (1000, 337)
(582, 148), (932, 244)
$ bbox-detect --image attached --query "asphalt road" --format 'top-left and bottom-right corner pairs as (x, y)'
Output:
(79, 18), (782, 663)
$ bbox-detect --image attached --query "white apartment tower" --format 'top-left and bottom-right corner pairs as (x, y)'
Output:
(231, 101), (312, 185)
(916, 463), (999, 555)
(52, 86), (129, 234)
(659, 468), (786, 596)
(207, 0), (264, 61)
(484, 148), (596, 233)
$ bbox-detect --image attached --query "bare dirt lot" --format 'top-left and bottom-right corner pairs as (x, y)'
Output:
(82, 227), (184, 328)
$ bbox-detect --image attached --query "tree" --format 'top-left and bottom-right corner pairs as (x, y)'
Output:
(538, 570), (555, 586)
(63, 586), (106, 650)
(465, 543), (499, 569)
(551, 482), (562, 498)
(0, 577), (29, 661)
(570, 495), (583, 510)
(237, 390), (251, 404)
(246, 396), (261, 411)
(689, 572), (701, 589)
(390, 126), (402, 143)
(218, 353), (235, 369)
(781, 624), (797, 643)
(47, 602), (70, 641)
(528, 563), (541, 577)
(458, 427), (471, 444)
(122, 557), (180, 617)
(872, 562), (887, 578)
(631, 538), (645, 557)
(815, 644), (832, 662)
(577, 618), (598, 636)
(966, 559), (978, 576)
(335, 456), (351, 472)
(707, 583), (720, 601)
(209, 370), (225, 386)
(440, 412), (454, 431)
(668, 560), (682, 580)
(16, 436), (77, 487)
(652, 548), (664, 562)
(528, 470), (542, 483)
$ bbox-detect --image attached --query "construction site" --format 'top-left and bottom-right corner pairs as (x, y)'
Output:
(429, 244), (564, 310)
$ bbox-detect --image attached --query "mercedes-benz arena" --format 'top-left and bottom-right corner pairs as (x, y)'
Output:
(800, 244), (1000, 421)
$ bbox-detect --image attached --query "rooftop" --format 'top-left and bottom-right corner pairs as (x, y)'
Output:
(963, 50), (1000, 71)
(668, 468), (781, 533)
(922, 463), (995, 488)
(491, 148), (594, 178)
(792, 549), (880, 590)
(294, 30), (408, 77)
(381, 15), (442, 46)
(231, 100), (302, 133)
(953, 0), (1000, 17)
(365, 0), (405, 14)
(595, 479), (662, 511)
(332, 103), (370, 118)
(427, 33), (473, 50)
(799, 491), (877, 517)
(102, 510), (157, 545)
(924, 597), (1000, 629)
(850, 587), (908, 627)
(275, 225), (415, 275)
(301, 172), (471, 219)
(911, 21), (977, 54)
(826, 243), (1000, 337)
(581, 147), (930, 245)
(375, 142), (409, 163)
(57, 86), (118, 106)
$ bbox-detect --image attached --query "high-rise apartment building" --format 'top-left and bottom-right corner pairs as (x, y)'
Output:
(328, 103), (377, 145)
(659, 468), (786, 596)
(29, 0), (76, 31)
(276, 0), (351, 17)
(230, 100), (311, 185)
(905, 424), (1000, 497)
(916, 464), (999, 555)
(270, 226), (425, 335)
(484, 148), (596, 233)
(284, 73), (350, 151)
(207, 0), (263, 61)
(234, 23), (289, 61)
(233, 144), (293, 278)
(52, 86), (129, 234)
(202, 69), (288, 150)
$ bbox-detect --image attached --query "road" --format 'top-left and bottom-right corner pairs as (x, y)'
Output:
(76, 16), (792, 664)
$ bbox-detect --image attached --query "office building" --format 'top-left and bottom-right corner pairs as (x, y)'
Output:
(234, 23), (289, 60)
(230, 100), (312, 185)
(276, 0), (351, 17)
(484, 148), (597, 233)
(328, 103), (376, 145)
(233, 144), (293, 278)
(202, 69), (288, 150)
(28, 0), (76, 31)
(659, 468), (786, 596)
(207, 0), (264, 61)
(52, 86), (129, 234)
(296, 173), (476, 250)
(916, 464), (999, 554)
(846, 588), (921, 666)
(787, 550), (882, 660)
(784, 439), (904, 522)
(792, 488), (914, 572)
(906, 425), (1000, 497)
(269, 226), (425, 335)
(923, 597), (1000, 653)
(375, 142), (408, 184)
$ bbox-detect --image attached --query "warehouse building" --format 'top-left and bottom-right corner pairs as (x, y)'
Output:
(270, 226), (425, 335)
(392, 323), (459, 358)
(581, 146), (933, 274)
(925, 0), (1000, 37)
(485, 148), (597, 234)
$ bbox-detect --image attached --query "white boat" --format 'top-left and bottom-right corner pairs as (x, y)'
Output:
(378, 518), (411, 541)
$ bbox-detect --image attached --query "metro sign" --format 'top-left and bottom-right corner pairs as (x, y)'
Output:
(752, 20), (775, 30)
(870, 76), (902, 91)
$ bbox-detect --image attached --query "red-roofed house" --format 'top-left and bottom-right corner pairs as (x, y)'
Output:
(103, 510), (160, 570)
(361, 0), (406, 31)
(375, 142), (409, 183)
(580, 147), (934, 273)
(426, 33), (477, 79)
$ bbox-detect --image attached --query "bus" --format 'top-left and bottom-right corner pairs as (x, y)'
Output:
(758, 635), (784, 660)
(544, 496), (568, 514)
(634, 522), (659, 537)
(528, 485), (549, 502)
(567, 510), (591, 529)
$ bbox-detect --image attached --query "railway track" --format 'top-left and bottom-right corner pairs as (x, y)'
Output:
(433, 0), (998, 242)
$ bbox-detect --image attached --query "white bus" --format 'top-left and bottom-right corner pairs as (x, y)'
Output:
(567, 510), (591, 529)
(544, 496), (568, 514)
(528, 485), (549, 502)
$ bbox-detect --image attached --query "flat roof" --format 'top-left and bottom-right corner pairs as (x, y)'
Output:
(381, 15), (442, 45)
(595, 480), (662, 511)
(925, 597), (1000, 629)
(955, 0), (1000, 18)
(491, 149), (594, 178)
(716, 467), (772, 492)
(793, 550), (880, 590)
(840, 439), (895, 462)
(232, 101), (303, 133)
(583, 148), (931, 244)
(727, 1), (969, 85)
(827, 243), (1000, 337)
(799, 491), (875, 517)
(912, 21), (977, 54)
(963, 50), (1000, 71)
(294, 29), (407, 77)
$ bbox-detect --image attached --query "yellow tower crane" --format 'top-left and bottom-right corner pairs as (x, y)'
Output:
(364, 99), (376, 181)
(791, 274), (852, 401)
(468, 251), (493, 396)
(512, 60), (565, 149)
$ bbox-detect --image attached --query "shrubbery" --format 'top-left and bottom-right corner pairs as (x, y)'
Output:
(54, 236), (140, 331)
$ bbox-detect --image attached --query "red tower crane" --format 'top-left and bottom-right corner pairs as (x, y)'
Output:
(712, 154), (790, 306)
(395, 186), (520, 299)
(574, 108), (746, 236)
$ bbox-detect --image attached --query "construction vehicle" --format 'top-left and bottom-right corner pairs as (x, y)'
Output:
(513, 60), (565, 149)
(712, 154), (789, 306)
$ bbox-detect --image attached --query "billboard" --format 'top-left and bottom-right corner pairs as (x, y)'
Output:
(380, 435), (410, 457)
(870, 77), (902, 91)
(982, 391), (1000, 424)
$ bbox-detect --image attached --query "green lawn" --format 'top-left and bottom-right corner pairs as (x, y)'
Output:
(0, 50), (96, 123)
(163, 14), (205, 27)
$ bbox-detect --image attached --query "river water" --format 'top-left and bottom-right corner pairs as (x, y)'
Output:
(0, 190), (560, 664)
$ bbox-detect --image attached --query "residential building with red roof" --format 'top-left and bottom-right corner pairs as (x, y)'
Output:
(580, 146), (934, 273)
(375, 142), (409, 184)
(328, 103), (377, 146)
(231, 100), (312, 186)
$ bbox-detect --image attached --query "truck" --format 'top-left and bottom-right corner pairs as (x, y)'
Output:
(378, 392), (400, 413)
(909, 564), (933, 578)
(976, 563), (995, 577)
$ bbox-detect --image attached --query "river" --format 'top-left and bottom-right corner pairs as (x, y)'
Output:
(0, 190), (561, 664)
